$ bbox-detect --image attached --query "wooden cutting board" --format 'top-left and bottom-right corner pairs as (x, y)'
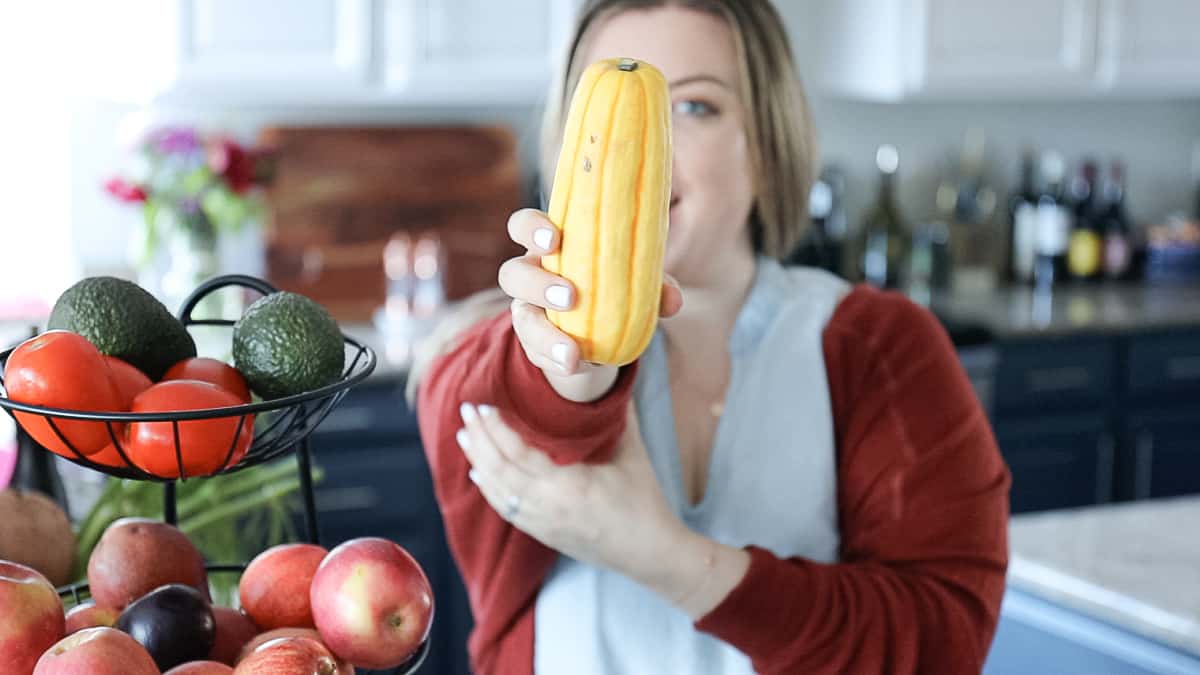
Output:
(258, 125), (524, 321)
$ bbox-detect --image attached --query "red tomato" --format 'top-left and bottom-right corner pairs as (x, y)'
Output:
(126, 380), (254, 478)
(163, 357), (252, 403)
(88, 357), (154, 469)
(3, 330), (124, 458)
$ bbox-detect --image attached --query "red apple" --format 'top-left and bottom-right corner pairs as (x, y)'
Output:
(309, 538), (433, 670)
(239, 543), (327, 630)
(208, 607), (259, 666)
(237, 628), (353, 673)
(0, 560), (65, 675)
(87, 518), (209, 609)
(32, 626), (158, 675)
(64, 601), (119, 634)
(233, 636), (344, 675)
(165, 661), (234, 674)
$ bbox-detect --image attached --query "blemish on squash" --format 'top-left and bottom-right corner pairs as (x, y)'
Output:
(583, 157), (592, 172)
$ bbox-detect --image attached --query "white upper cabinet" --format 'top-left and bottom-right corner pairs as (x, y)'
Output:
(810, 0), (1200, 101)
(916, 0), (1098, 95)
(1097, 0), (1200, 95)
(381, 0), (578, 104)
(174, 0), (372, 101)
(154, 0), (580, 105)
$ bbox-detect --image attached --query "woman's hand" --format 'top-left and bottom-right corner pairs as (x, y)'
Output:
(499, 209), (682, 402)
(456, 400), (690, 590)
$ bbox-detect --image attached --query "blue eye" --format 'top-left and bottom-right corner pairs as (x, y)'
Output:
(673, 100), (717, 117)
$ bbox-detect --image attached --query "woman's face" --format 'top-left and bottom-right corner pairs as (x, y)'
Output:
(579, 6), (756, 286)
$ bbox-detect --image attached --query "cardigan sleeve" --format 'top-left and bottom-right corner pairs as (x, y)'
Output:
(414, 309), (637, 673)
(693, 285), (1011, 674)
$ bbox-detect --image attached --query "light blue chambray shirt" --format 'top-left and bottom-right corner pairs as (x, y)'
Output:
(535, 256), (851, 675)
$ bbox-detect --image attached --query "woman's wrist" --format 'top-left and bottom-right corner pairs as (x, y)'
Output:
(543, 363), (620, 403)
(635, 523), (752, 620)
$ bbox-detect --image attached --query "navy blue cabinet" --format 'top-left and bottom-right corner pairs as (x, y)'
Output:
(994, 414), (1115, 513)
(305, 377), (474, 675)
(989, 327), (1200, 513)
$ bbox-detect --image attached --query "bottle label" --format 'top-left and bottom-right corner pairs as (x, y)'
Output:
(1068, 230), (1103, 278)
(1104, 233), (1131, 278)
(1036, 202), (1070, 254)
(1014, 203), (1037, 280)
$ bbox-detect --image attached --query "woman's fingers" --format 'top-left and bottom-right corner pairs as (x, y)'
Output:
(507, 208), (559, 254)
(660, 274), (683, 318)
(475, 404), (554, 476)
(511, 299), (581, 375)
(499, 255), (575, 312)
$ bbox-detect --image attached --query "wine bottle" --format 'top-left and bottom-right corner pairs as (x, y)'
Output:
(1033, 151), (1071, 291)
(859, 145), (910, 289)
(1067, 159), (1103, 281)
(1101, 160), (1134, 281)
(1009, 147), (1039, 284)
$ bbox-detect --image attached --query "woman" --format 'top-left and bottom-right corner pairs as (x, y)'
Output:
(411, 1), (1011, 673)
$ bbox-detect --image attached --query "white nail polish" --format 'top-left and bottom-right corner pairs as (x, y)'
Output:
(456, 428), (471, 449)
(533, 228), (554, 251)
(551, 343), (570, 366)
(468, 468), (480, 485)
(478, 404), (497, 418)
(545, 285), (571, 309)
(460, 402), (477, 423)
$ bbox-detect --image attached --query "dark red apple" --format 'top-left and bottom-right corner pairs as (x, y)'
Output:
(208, 606), (259, 666)
(0, 560), (65, 674)
(32, 626), (158, 675)
(237, 628), (353, 673)
(309, 538), (433, 670)
(87, 518), (209, 609)
(165, 661), (234, 674)
(64, 601), (119, 634)
(238, 543), (327, 630)
(116, 583), (216, 671)
(233, 636), (344, 675)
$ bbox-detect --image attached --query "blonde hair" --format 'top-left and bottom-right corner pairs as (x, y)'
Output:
(540, 0), (819, 258)
(407, 0), (817, 405)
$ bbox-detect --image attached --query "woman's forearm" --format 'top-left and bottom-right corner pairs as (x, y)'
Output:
(543, 363), (620, 403)
(632, 525), (752, 620)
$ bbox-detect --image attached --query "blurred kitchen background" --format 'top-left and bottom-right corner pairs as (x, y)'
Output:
(2, 1), (1200, 674)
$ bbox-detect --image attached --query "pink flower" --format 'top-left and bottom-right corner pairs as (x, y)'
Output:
(104, 177), (147, 203)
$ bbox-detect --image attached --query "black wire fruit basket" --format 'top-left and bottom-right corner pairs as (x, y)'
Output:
(0, 274), (429, 674)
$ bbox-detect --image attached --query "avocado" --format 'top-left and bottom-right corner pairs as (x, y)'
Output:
(232, 291), (344, 400)
(47, 276), (197, 380)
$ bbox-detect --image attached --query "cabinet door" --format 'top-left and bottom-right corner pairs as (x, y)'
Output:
(1121, 409), (1200, 500)
(175, 0), (371, 97)
(382, 0), (581, 104)
(1097, 0), (1200, 95)
(916, 0), (1100, 95)
(994, 414), (1115, 513)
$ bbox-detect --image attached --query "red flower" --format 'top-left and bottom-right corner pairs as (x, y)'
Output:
(206, 138), (257, 194)
(104, 177), (147, 203)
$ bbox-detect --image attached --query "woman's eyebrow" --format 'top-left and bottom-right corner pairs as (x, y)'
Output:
(669, 74), (734, 91)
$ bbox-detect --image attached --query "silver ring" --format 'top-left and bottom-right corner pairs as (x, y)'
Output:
(503, 494), (521, 521)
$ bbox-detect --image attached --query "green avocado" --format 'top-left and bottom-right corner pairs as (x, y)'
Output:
(47, 276), (196, 380)
(232, 291), (344, 400)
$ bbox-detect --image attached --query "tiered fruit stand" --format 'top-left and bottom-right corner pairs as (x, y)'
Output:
(0, 274), (429, 673)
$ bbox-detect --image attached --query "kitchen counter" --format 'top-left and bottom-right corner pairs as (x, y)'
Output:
(1007, 496), (1200, 656)
(932, 282), (1200, 339)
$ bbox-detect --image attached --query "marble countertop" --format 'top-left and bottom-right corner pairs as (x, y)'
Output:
(931, 282), (1200, 339)
(1007, 496), (1200, 655)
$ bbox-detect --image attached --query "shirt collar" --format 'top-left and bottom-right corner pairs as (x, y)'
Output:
(729, 255), (788, 355)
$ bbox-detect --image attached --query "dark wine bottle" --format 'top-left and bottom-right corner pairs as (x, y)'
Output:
(859, 145), (909, 289)
(1101, 160), (1134, 281)
(1009, 147), (1039, 284)
(1033, 151), (1071, 291)
(1067, 159), (1103, 281)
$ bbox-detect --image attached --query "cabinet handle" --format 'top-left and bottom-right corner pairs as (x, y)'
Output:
(316, 406), (374, 433)
(316, 486), (382, 512)
(1165, 355), (1200, 382)
(1027, 366), (1091, 393)
(1095, 432), (1115, 503)
(1135, 430), (1155, 500)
